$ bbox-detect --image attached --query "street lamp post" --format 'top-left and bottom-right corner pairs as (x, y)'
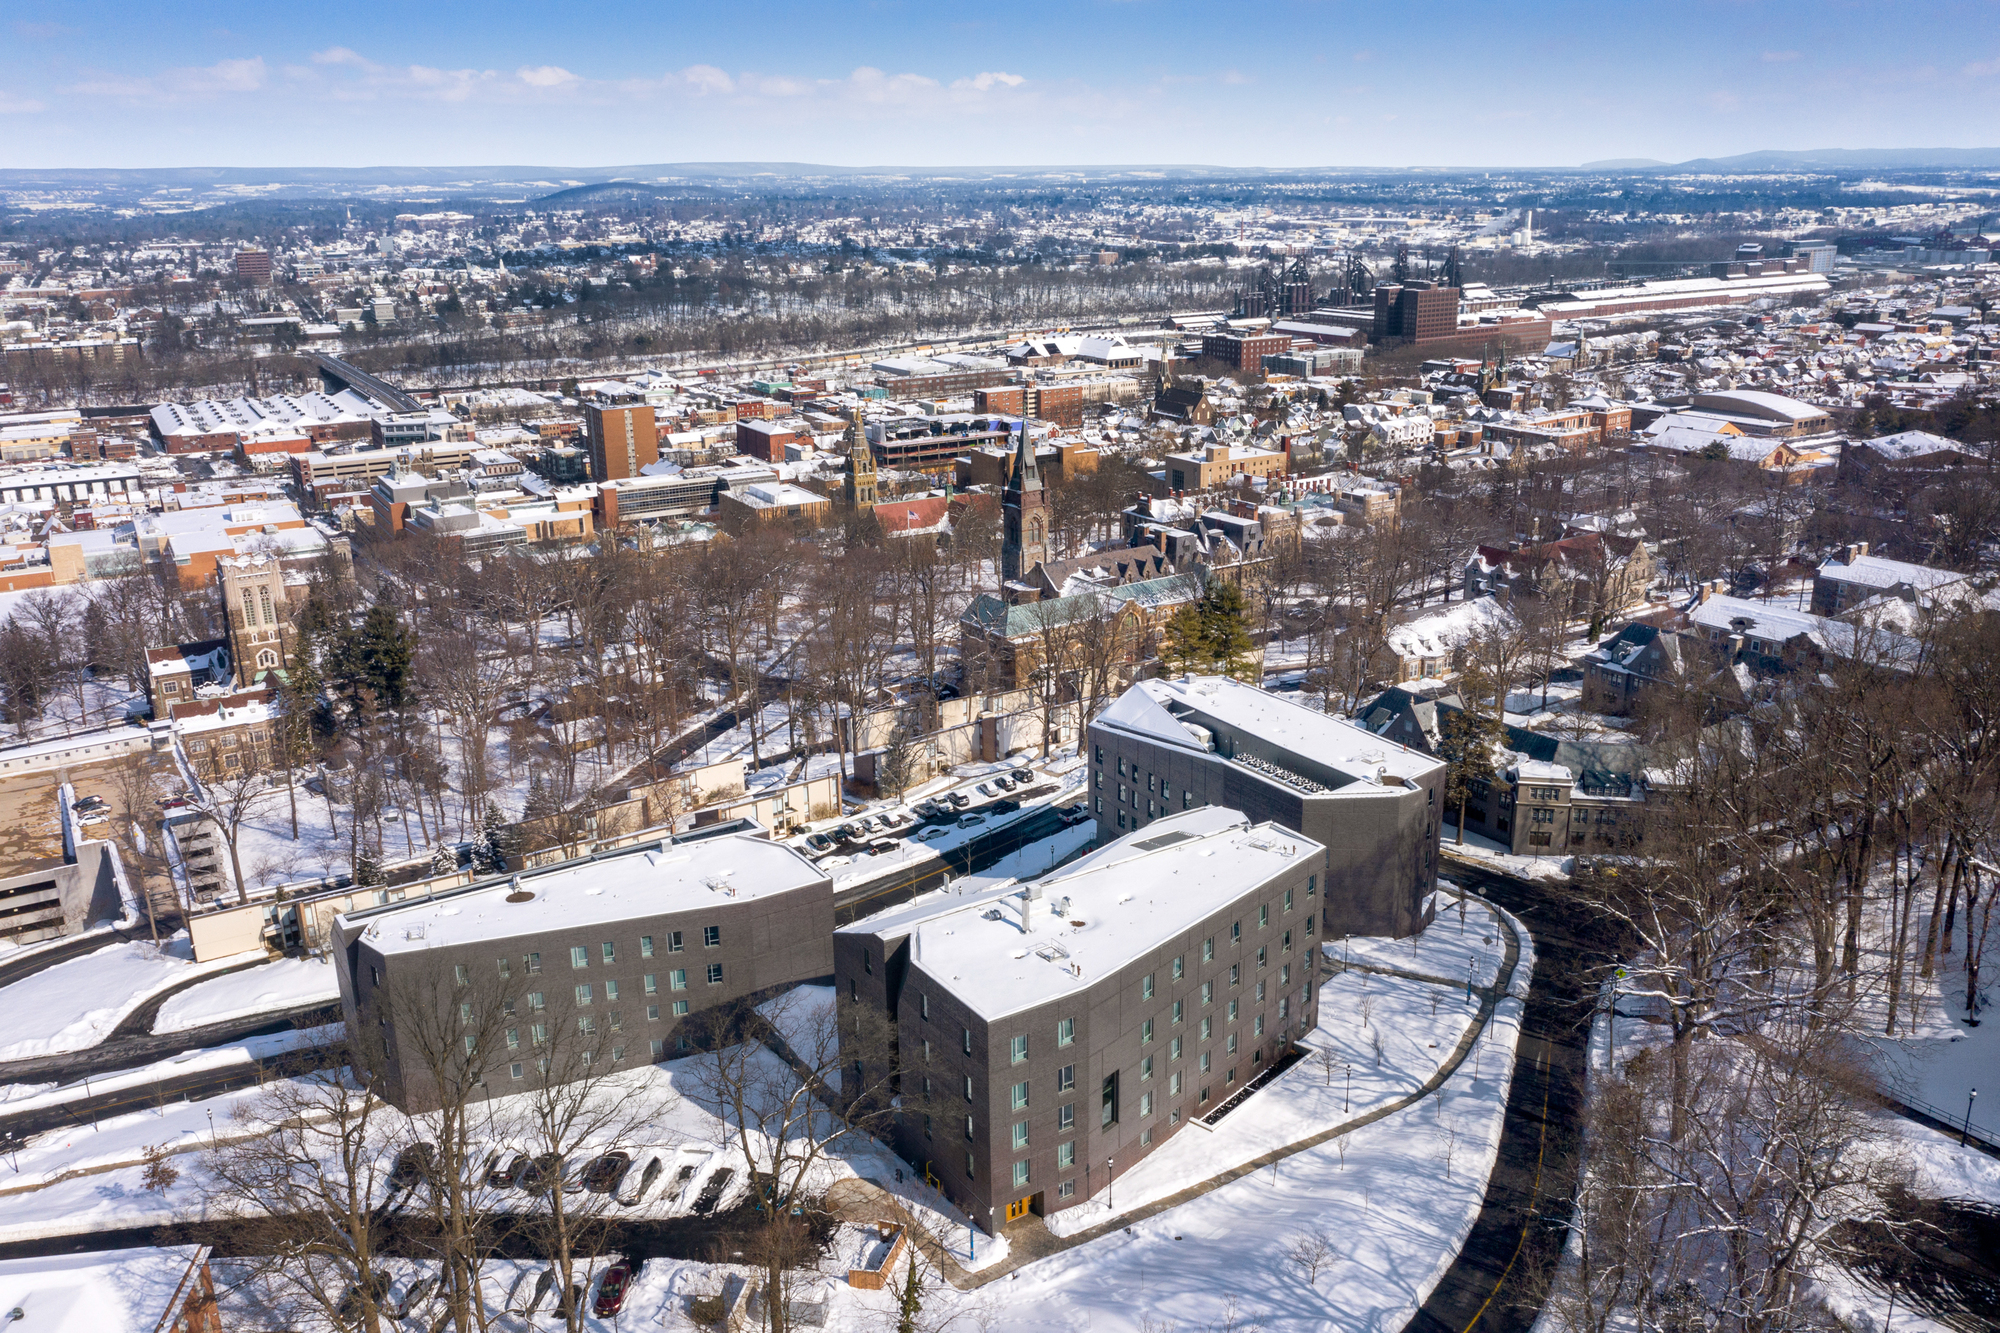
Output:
(1107, 1157), (1114, 1211)
(1344, 1064), (1352, 1113)
(1964, 1088), (1979, 1148)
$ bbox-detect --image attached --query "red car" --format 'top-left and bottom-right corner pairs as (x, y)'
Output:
(593, 1263), (633, 1318)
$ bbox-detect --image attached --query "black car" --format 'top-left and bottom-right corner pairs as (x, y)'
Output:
(390, 1142), (436, 1189)
(690, 1166), (735, 1215)
(487, 1151), (531, 1189)
(990, 799), (1020, 815)
(805, 832), (834, 853)
(583, 1151), (631, 1194)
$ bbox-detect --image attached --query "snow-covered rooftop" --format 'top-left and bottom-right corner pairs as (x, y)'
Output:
(1099, 676), (1443, 789)
(907, 807), (1315, 1021)
(344, 832), (826, 956)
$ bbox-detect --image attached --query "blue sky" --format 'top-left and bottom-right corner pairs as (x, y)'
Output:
(4, 0), (1997, 169)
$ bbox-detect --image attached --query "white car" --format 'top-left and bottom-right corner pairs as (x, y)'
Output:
(915, 826), (950, 843)
(956, 814), (986, 830)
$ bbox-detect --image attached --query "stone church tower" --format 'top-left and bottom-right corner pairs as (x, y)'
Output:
(217, 556), (293, 687)
(1001, 427), (1047, 587)
(843, 410), (878, 509)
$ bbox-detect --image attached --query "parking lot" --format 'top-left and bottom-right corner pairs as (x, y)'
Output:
(788, 762), (1081, 868)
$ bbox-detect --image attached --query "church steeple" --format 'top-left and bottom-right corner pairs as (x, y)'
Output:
(843, 409), (877, 509)
(1001, 423), (1047, 586)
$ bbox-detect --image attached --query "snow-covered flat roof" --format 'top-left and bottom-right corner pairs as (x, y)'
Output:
(347, 832), (827, 956)
(909, 808), (1317, 1021)
(1818, 553), (1963, 592)
(1099, 676), (1443, 788)
(0, 1245), (208, 1331)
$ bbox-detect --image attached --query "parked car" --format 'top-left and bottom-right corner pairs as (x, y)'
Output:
(915, 826), (950, 843)
(619, 1154), (665, 1207)
(487, 1151), (531, 1189)
(820, 855), (852, 870)
(936, 684), (961, 700)
(947, 792), (972, 809)
(804, 832), (834, 853)
(390, 1143), (436, 1189)
(70, 795), (107, 812)
(912, 799), (939, 819)
(835, 822), (862, 842)
(866, 839), (901, 856)
(975, 782), (996, 798)
(583, 1150), (631, 1194)
(956, 814), (986, 830)
(990, 799), (1020, 815)
(593, 1263), (634, 1318)
(337, 1271), (394, 1322)
(1012, 766), (1034, 783)
(76, 812), (109, 826)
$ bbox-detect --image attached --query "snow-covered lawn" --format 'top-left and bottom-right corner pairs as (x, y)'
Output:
(153, 955), (342, 1034)
(1441, 821), (1574, 880)
(1334, 887), (1510, 989)
(0, 933), (257, 1063)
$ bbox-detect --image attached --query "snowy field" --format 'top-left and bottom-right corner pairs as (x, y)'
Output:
(1335, 888), (1510, 989)
(153, 955), (342, 1034)
(0, 933), (256, 1062)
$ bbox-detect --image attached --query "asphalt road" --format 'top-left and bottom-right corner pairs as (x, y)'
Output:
(0, 1001), (341, 1088)
(1408, 859), (1627, 1333)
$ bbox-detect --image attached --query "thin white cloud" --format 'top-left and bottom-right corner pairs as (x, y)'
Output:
(0, 93), (45, 113)
(516, 65), (579, 89)
(70, 55), (267, 101)
(1760, 50), (1802, 63)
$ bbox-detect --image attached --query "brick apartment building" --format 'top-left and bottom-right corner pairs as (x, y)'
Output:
(1199, 331), (1291, 372)
(585, 398), (660, 482)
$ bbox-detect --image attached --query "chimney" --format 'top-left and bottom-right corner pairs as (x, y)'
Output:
(1016, 884), (1046, 932)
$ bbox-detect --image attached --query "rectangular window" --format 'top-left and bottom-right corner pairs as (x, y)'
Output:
(1058, 1103), (1075, 1131)
(1172, 999), (1184, 1025)
(510, 1062), (524, 1081)
(602, 941), (616, 964)
(672, 1000), (689, 1016)
(1142, 973), (1155, 1001)
(1228, 999), (1238, 1022)
(963, 1075), (974, 1100)
(1230, 922), (1241, 943)
(647, 1004), (660, 1021)
(703, 926), (721, 948)
(1058, 1141), (1076, 1169)
(706, 963), (724, 985)
(497, 957), (511, 979)
(1012, 1081), (1030, 1111)
(1059, 1179), (1076, 1200)
(670, 969), (687, 991)
(1101, 1072), (1120, 1128)
(965, 1114), (976, 1139)
(651, 1039), (665, 1059)
(644, 974), (658, 995)
(506, 1027), (520, 1050)
(1227, 1033), (1238, 1054)
(1013, 1161), (1030, 1188)
(1140, 1055), (1153, 1081)
(458, 1001), (473, 1024)
(532, 1023), (548, 1045)
(1170, 1035), (1183, 1061)
(1282, 931), (1292, 955)
(463, 1033), (476, 1054)
(579, 1016), (596, 1037)
(576, 984), (593, 1006)
(571, 946), (589, 969)
(453, 964), (469, 986)
(1230, 964), (1241, 986)
(528, 991), (545, 1011)
(1141, 1018), (1154, 1045)
(641, 935), (654, 958)
(1057, 1064), (1075, 1093)
(667, 931), (683, 953)
(1173, 955), (1185, 980)
(1307, 874), (1316, 897)
(920, 992), (929, 1020)
(1281, 963), (1291, 986)
(863, 948), (872, 976)
(525, 952), (541, 974)
(612, 1044), (625, 1062)
(1284, 889), (1293, 912)
(963, 1028), (973, 1056)
(1201, 1051), (1211, 1073)
(1057, 1017), (1074, 1048)
(609, 1010), (622, 1031)
(1258, 906), (1268, 929)
(1254, 1014), (1265, 1037)
(1012, 1122), (1029, 1151)
(1140, 1091), (1154, 1117)
(1010, 1034), (1029, 1064)
(503, 998), (516, 1018)
(1201, 981), (1214, 1006)
(605, 980), (620, 1002)
(1170, 1070), (1183, 1095)
(967, 1153), (976, 1179)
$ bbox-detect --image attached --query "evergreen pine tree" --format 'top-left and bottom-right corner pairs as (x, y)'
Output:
(429, 840), (459, 878)
(896, 1254), (923, 1333)
(355, 847), (384, 887)
(478, 798), (510, 872)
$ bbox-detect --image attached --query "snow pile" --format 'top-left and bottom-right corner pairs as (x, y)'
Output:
(0, 934), (251, 1063)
